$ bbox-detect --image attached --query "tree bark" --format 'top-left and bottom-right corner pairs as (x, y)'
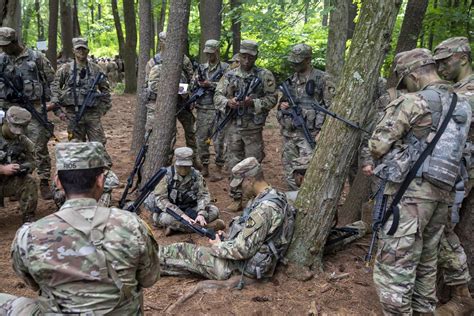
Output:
(230, 0), (241, 56)
(48, 0), (59, 69)
(0, 0), (22, 39)
(198, 0), (222, 62)
(326, 0), (348, 84)
(131, 0), (153, 154)
(286, 0), (402, 271)
(72, 0), (81, 37)
(60, 0), (74, 60)
(386, 0), (429, 88)
(143, 0), (191, 178)
(111, 0), (125, 58)
(322, 0), (330, 27)
(156, 0), (167, 53)
(35, 0), (45, 40)
(346, 0), (357, 40)
(122, 0), (138, 93)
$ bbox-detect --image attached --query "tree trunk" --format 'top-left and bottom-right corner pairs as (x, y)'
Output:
(156, 0), (167, 53)
(326, 0), (348, 84)
(428, 0), (438, 51)
(338, 168), (372, 225)
(322, 0), (330, 27)
(386, 0), (429, 88)
(60, 0), (74, 60)
(230, 0), (241, 56)
(346, 0), (357, 40)
(122, 0), (138, 93)
(48, 0), (59, 69)
(111, 0), (125, 59)
(143, 0), (191, 178)
(455, 190), (474, 292)
(22, 2), (33, 43)
(35, 0), (45, 40)
(131, 0), (153, 154)
(198, 0), (222, 62)
(0, 0), (22, 39)
(286, 0), (402, 272)
(72, 0), (81, 37)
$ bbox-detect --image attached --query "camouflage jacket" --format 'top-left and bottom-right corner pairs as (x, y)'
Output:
(11, 198), (159, 314)
(153, 167), (211, 217)
(145, 53), (194, 83)
(0, 128), (35, 179)
(146, 62), (188, 104)
(50, 60), (111, 114)
(369, 81), (467, 199)
(214, 65), (277, 130)
(191, 61), (229, 109)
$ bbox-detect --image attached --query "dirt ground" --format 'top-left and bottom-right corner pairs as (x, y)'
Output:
(0, 94), (381, 315)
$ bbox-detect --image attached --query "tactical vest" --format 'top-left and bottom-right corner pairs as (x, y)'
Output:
(0, 135), (29, 166)
(227, 190), (296, 279)
(0, 53), (19, 101)
(197, 62), (228, 107)
(62, 62), (102, 107)
(166, 166), (200, 217)
(278, 69), (327, 133)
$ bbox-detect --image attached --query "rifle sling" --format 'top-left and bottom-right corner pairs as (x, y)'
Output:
(382, 93), (458, 236)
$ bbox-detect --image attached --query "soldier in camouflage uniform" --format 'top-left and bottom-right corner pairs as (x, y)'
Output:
(369, 49), (471, 315)
(433, 37), (474, 314)
(145, 147), (224, 236)
(0, 142), (159, 314)
(214, 40), (277, 212)
(193, 39), (229, 179)
(277, 43), (334, 190)
(0, 106), (37, 223)
(228, 54), (240, 70)
(160, 157), (293, 281)
(50, 38), (113, 164)
(0, 27), (55, 200)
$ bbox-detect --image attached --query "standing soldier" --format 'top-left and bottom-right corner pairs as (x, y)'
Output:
(369, 49), (471, 315)
(193, 39), (229, 179)
(0, 107), (37, 223)
(277, 43), (334, 190)
(0, 142), (159, 314)
(50, 38), (112, 164)
(105, 58), (119, 88)
(214, 40), (277, 212)
(433, 36), (474, 314)
(0, 27), (55, 200)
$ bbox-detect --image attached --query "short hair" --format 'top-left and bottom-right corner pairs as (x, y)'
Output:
(58, 167), (104, 195)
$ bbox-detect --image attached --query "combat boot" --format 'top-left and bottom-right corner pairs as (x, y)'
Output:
(435, 283), (474, 316)
(226, 199), (242, 213)
(40, 179), (53, 200)
(206, 219), (226, 232)
(201, 164), (209, 177)
(209, 165), (224, 182)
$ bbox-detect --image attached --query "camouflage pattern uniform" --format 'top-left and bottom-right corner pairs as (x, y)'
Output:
(149, 147), (220, 232)
(0, 106), (37, 222)
(193, 40), (229, 172)
(434, 37), (474, 295)
(105, 59), (119, 87)
(0, 142), (159, 314)
(0, 27), (55, 193)
(277, 44), (334, 190)
(214, 40), (277, 201)
(369, 49), (471, 314)
(160, 157), (288, 280)
(50, 38), (112, 153)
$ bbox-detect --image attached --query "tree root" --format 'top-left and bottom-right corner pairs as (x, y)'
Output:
(165, 275), (256, 313)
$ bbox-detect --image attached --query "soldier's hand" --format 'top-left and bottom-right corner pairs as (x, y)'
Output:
(46, 103), (58, 111)
(1, 164), (21, 176)
(228, 98), (239, 109)
(209, 232), (222, 245)
(198, 80), (211, 88)
(194, 214), (207, 226)
(362, 164), (374, 177)
(181, 214), (194, 225)
(280, 102), (290, 110)
(58, 112), (67, 122)
(242, 97), (254, 107)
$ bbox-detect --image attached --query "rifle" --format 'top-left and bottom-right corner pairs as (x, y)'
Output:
(125, 168), (167, 213)
(165, 207), (219, 240)
(119, 129), (152, 208)
(279, 81), (316, 149)
(310, 101), (370, 134)
(208, 76), (262, 142)
(175, 67), (225, 117)
(69, 72), (106, 140)
(0, 73), (58, 141)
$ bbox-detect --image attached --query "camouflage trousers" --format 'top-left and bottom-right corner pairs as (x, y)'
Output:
(0, 293), (40, 315)
(227, 124), (265, 200)
(0, 174), (38, 221)
(281, 134), (314, 190)
(160, 242), (234, 280)
(373, 196), (448, 315)
(26, 115), (52, 182)
(154, 204), (220, 232)
(195, 108), (226, 167)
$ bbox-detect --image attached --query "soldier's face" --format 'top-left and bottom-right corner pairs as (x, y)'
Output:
(291, 57), (311, 73)
(206, 52), (218, 63)
(437, 55), (463, 82)
(240, 53), (256, 71)
(242, 177), (256, 198)
(176, 165), (191, 176)
(403, 74), (420, 93)
(0, 43), (15, 55)
(74, 47), (89, 61)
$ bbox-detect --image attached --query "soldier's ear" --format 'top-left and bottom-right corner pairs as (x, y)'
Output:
(54, 174), (63, 191)
(459, 53), (469, 66)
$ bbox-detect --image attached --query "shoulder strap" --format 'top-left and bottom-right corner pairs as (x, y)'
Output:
(383, 93), (459, 235)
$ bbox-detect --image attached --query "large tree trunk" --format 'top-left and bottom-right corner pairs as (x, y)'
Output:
(386, 0), (429, 88)
(286, 0), (402, 272)
(326, 0), (349, 83)
(35, 0), (45, 40)
(72, 0), (81, 37)
(322, 0), (330, 26)
(143, 0), (191, 178)
(198, 0), (222, 62)
(156, 0), (167, 53)
(60, 0), (74, 60)
(0, 0), (22, 39)
(230, 0), (241, 56)
(47, 0), (59, 69)
(122, 0), (138, 93)
(111, 0), (125, 59)
(131, 0), (153, 154)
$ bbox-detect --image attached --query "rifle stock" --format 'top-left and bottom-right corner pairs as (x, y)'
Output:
(165, 207), (218, 240)
(125, 168), (167, 213)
